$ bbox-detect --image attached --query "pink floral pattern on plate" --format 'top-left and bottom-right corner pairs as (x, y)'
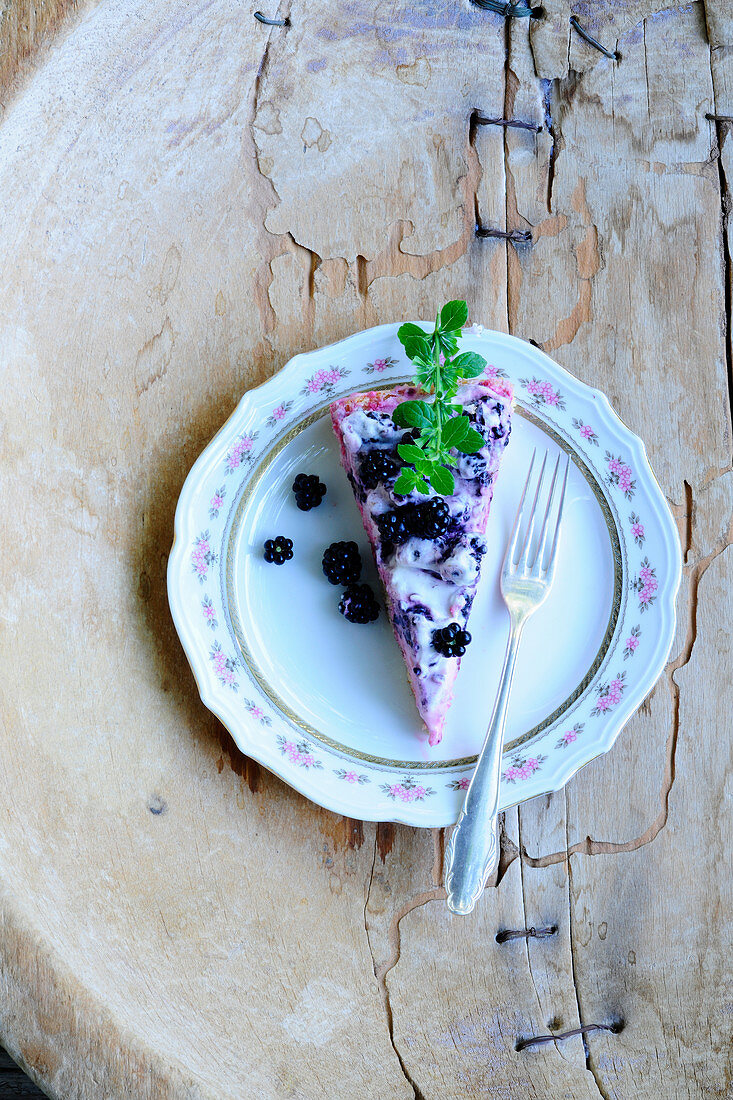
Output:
(632, 558), (658, 611)
(556, 723), (584, 749)
(605, 452), (636, 499)
(226, 432), (258, 474)
(191, 531), (217, 582)
(623, 625), (641, 659)
(209, 642), (238, 690)
(244, 699), (271, 726)
(447, 777), (471, 791)
(503, 754), (547, 783)
(301, 366), (350, 396)
(202, 594), (217, 629)
(591, 671), (626, 716)
(364, 356), (398, 375)
(482, 364), (508, 379)
(519, 377), (566, 410)
(266, 401), (293, 428)
(571, 417), (599, 446)
(334, 769), (370, 784)
(276, 735), (323, 769)
(380, 776), (435, 802)
(629, 512), (645, 546)
(209, 486), (226, 519)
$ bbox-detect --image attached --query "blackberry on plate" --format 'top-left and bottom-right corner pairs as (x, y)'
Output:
(411, 499), (450, 539)
(376, 508), (410, 547)
(359, 450), (399, 490)
(263, 536), (294, 565)
(339, 583), (380, 624)
(432, 621), (471, 657)
(322, 541), (362, 585)
(292, 473), (327, 511)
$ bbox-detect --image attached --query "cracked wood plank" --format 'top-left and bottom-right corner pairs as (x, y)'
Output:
(251, 0), (507, 262)
(0, 0), (732, 1097)
(528, 0), (694, 80)
(510, 6), (733, 1098)
(568, 546), (733, 1098)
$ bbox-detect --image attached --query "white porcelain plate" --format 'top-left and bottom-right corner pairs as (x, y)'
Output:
(167, 325), (681, 827)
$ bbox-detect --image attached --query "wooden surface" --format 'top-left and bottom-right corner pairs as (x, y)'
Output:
(0, 1047), (45, 1098)
(0, 1), (731, 1097)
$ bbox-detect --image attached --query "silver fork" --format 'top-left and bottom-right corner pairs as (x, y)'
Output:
(444, 449), (570, 916)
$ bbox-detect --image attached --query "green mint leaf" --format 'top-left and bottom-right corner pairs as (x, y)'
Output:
(429, 464), (456, 496)
(393, 469), (418, 496)
(402, 334), (432, 362)
(397, 443), (427, 465)
(397, 322), (429, 346)
(439, 300), (468, 333)
(451, 351), (487, 379)
(392, 400), (434, 430)
(454, 426), (485, 454)
(441, 415), (471, 448)
(436, 331), (459, 358)
(440, 368), (459, 393)
(395, 300), (485, 499)
(414, 360), (436, 388)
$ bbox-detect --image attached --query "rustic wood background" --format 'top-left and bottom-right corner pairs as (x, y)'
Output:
(0, 0), (731, 1097)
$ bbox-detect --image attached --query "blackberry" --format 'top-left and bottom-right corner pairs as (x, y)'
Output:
(411, 499), (451, 539)
(263, 536), (294, 565)
(376, 508), (409, 547)
(339, 584), (380, 624)
(359, 450), (399, 490)
(292, 473), (327, 511)
(322, 541), (362, 585)
(432, 622), (471, 657)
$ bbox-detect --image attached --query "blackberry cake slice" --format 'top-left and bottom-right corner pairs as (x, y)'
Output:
(331, 378), (513, 746)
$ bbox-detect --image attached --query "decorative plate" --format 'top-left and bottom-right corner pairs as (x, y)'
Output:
(167, 325), (681, 827)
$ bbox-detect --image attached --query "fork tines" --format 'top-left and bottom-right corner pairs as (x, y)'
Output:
(508, 449), (570, 577)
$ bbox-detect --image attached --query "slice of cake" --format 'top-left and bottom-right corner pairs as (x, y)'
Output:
(331, 378), (513, 745)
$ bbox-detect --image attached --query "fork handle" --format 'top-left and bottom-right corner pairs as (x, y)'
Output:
(444, 618), (524, 915)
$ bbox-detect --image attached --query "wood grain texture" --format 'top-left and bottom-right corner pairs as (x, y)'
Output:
(0, 0), (731, 1098)
(0, 1045), (46, 1097)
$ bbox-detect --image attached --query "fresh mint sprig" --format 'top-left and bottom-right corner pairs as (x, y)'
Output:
(392, 300), (487, 497)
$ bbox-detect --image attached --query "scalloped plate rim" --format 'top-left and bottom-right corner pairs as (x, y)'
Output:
(167, 324), (682, 827)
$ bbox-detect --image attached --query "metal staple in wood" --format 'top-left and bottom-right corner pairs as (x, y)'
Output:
(469, 0), (543, 17)
(254, 11), (289, 25)
(473, 112), (542, 134)
(496, 925), (557, 943)
(569, 16), (620, 60)
(475, 226), (532, 243)
(516, 1021), (624, 1052)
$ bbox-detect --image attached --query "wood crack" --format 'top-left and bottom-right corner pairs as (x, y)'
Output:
(249, 5), (328, 343)
(515, 812), (558, 1054)
(707, 65), (733, 444)
(565, 802), (612, 1100)
(364, 834), (436, 1100)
